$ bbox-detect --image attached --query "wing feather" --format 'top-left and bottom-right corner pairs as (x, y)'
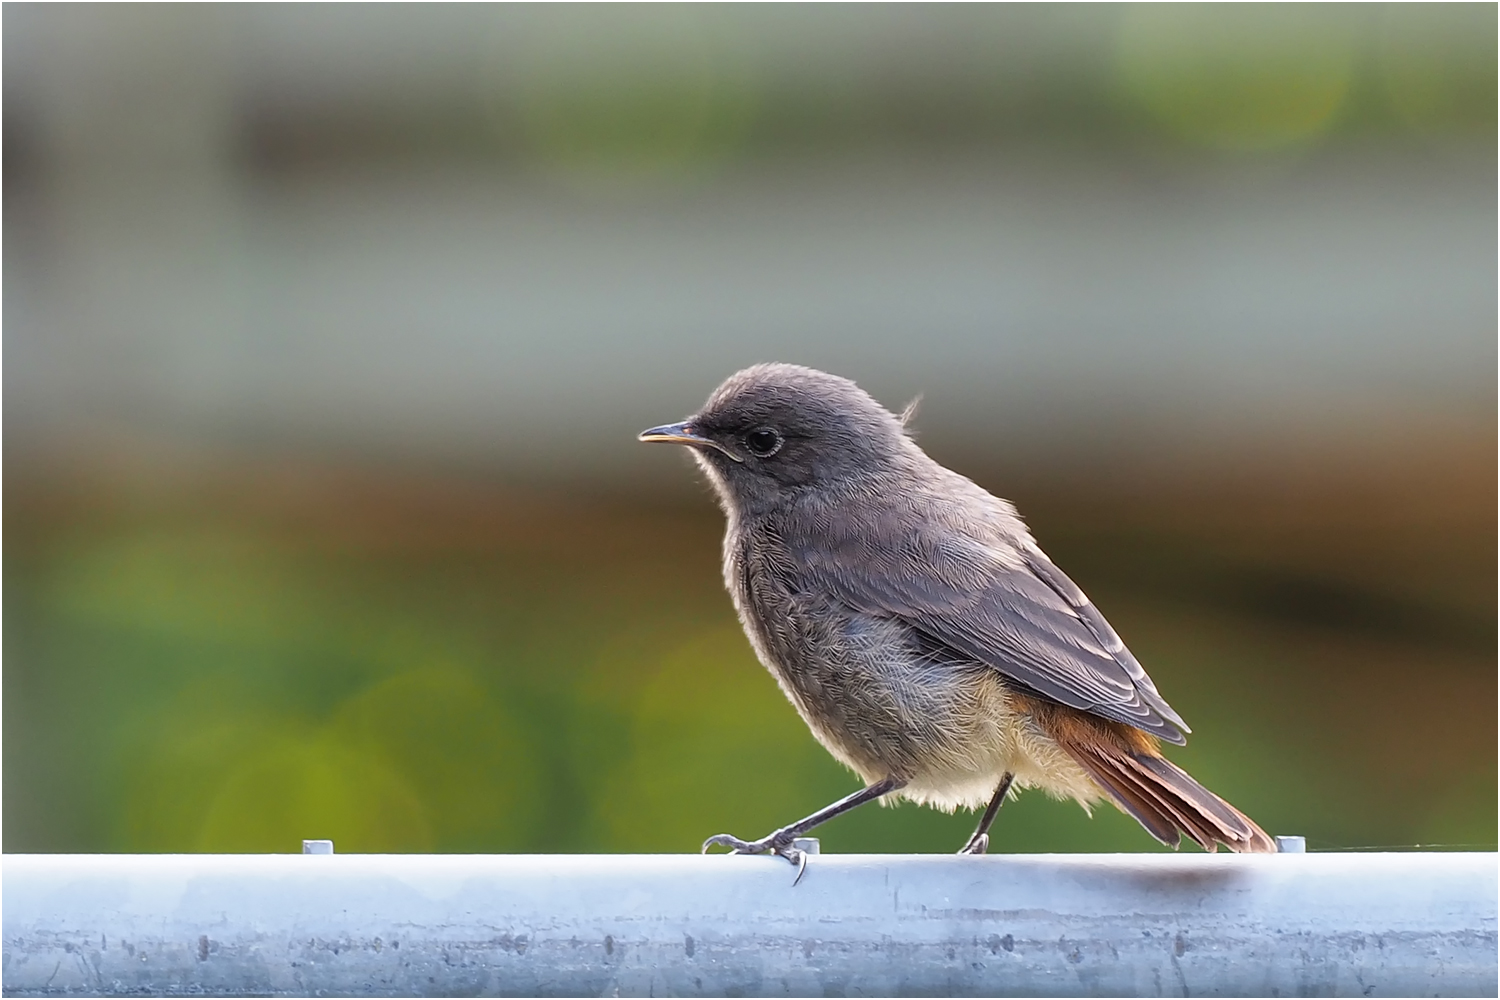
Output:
(789, 483), (1190, 743)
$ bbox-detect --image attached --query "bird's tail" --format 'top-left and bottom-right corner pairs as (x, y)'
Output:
(1066, 741), (1276, 854)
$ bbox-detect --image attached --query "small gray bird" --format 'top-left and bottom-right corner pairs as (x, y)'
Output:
(640, 363), (1274, 868)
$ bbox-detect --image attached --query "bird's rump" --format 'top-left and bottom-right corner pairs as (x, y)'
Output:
(1025, 692), (1275, 853)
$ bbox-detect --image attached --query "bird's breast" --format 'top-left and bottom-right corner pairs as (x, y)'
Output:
(722, 525), (1103, 810)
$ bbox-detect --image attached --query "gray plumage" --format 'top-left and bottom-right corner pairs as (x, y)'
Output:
(640, 363), (1273, 857)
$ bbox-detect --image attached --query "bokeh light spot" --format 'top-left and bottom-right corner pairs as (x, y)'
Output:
(598, 627), (850, 852)
(1115, 5), (1355, 152)
(331, 667), (543, 851)
(196, 733), (432, 853)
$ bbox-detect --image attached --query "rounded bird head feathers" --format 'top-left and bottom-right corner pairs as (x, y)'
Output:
(667, 363), (916, 511)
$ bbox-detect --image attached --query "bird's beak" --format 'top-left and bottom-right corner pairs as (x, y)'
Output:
(637, 421), (742, 461)
(638, 421), (713, 446)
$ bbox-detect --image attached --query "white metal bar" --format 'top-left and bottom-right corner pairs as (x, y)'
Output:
(3, 852), (1495, 997)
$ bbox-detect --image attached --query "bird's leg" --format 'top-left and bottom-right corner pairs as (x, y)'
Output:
(703, 776), (906, 873)
(959, 772), (1015, 855)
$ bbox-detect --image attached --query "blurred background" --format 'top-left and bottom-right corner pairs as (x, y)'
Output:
(4, 4), (1494, 856)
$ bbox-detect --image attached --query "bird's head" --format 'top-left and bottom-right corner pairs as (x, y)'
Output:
(639, 363), (912, 514)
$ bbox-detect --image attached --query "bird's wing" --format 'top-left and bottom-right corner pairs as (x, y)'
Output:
(792, 498), (1191, 744)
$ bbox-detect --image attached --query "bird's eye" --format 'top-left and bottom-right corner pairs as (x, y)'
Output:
(744, 427), (783, 457)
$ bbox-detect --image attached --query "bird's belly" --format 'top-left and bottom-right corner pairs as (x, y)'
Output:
(894, 670), (1103, 813)
(752, 603), (1101, 813)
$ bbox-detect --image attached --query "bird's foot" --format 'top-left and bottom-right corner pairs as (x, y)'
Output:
(702, 830), (808, 885)
(958, 832), (990, 856)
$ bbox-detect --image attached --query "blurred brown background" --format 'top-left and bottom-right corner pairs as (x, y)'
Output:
(5, 4), (1494, 856)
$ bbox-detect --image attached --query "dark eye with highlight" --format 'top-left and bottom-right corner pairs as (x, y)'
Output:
(744, 427), (783, 458)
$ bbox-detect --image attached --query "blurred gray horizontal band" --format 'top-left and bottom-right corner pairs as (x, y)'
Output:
(3, 852), (1495, 998)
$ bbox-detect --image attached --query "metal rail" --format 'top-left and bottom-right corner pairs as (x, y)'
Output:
(3, 851), (1495, 997)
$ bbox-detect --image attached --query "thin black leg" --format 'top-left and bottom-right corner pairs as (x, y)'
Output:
(959, 772), (1015, 855)
(703, 775), (906, 881)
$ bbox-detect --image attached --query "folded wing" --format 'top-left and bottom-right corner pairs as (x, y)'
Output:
(792, 497), (1190, 744)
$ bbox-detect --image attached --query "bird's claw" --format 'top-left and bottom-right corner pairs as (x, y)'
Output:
(702, 831), (808, 885)
(701, 831), (793, 857)
(788, 847), (809, 886)
(701, 833), (758, 854)
(958, 832), (990, 856)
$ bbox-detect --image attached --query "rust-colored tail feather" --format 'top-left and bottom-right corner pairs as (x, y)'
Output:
(1021, 694), (1277, 854)
(1068, 742), (1276, 854)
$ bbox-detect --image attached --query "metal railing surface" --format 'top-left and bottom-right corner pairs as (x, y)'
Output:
(3, 850), (1495, 997)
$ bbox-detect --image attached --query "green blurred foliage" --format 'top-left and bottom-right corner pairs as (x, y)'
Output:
(501, 15), (758, 185)
(6, 454), (1494, 856)
(1115, 5), (1356, 151)
(229, 6), (1496, 175)
(1379, 4), (1500, 136)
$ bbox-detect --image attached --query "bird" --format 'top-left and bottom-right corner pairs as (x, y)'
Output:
(638, 363), (1275, 871)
